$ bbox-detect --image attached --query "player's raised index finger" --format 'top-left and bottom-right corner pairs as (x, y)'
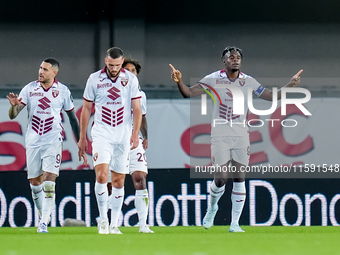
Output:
(294, 69), (303, 77)
(169, 64), (176, 72)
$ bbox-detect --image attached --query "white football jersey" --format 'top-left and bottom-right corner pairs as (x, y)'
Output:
(83, 67), (141, 144)
(140, 90), (147, 116)
(131, 90), (147, 139)
(200, 69), (264, 137)
(18, 80), (74, 147)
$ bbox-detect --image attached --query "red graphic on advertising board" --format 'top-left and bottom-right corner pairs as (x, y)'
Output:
(0, 122), (26, 171)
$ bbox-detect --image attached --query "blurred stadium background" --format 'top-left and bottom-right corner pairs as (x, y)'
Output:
(1, 0), (340, 231)
(1, 0), (340, 98)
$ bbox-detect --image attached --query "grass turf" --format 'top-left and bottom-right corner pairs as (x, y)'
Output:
(0, 226), (339, 255)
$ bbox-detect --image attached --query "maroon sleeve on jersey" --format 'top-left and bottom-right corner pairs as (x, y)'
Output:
(131, 96), (142, 100)
(83, 97), (93, 102)
(64, 107), (74, 112)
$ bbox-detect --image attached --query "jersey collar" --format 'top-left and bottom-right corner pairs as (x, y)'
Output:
(36, 78), (58, 92)
(219, 69), (244, 80)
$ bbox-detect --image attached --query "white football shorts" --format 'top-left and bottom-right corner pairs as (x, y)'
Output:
(107, 138), (148, 182)
(92, 139), (130, 175)
(211, 136), (250, 166)
(26, 142), (62, 179)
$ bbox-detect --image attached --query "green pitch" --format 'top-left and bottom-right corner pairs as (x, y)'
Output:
(1, 226), (339, 255)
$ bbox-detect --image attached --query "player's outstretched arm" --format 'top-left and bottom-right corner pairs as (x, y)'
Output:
(169, 64), (204, 98)
(141, 115), (148, 150)
(7, 93), (24, 119)
(259, 69), (303, 101)
(77, 100), (92, 165)
(66, 110), (80, 142)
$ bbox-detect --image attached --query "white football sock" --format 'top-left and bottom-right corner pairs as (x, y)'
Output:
(135, 189), (149, 227)
(231, 181), (246, 225)
(95, 182), (108, 220)
(30, 183), (43, 218)
(41, 181), (55, 224)
(209, 180), (225, 208)
(107, 194), (112, 212)
(110, 186), (124, 227)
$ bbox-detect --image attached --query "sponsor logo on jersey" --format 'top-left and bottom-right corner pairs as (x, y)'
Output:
(36, 111), (51, 114)
(239, 78), (245, 86)
(223, 88), (233, 102)
(216, 79), (231, 85)
(226, 89), (233, 99)
(97, 83), (112, 89)
(107, 102), (122, 105)
(93, 152), (98, 161)
(38, 97), (51, 110)
(107, 86), (120, 101)
(52, 89), (59, 98)
(29, 92), (44, 97)
(121, 78), (128, 87)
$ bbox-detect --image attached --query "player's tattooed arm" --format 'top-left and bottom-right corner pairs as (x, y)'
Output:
(169, 64), (204, 98)
(66, 110), (80, 142)
(141, 115), (148, 150)
(7, 92), (25, 119)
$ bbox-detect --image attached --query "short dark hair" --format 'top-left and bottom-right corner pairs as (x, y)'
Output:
(43, 58), (60, 70)
(123, 58), (142, 74)
(221, 46), (243, 60)
(106, 47), (124, 59)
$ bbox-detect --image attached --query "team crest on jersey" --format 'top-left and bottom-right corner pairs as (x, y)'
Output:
(52, 89), (59, 98)
(239, 78), (245, 86)
(121, 78), (129, 87)
(93, 152), (98, 161)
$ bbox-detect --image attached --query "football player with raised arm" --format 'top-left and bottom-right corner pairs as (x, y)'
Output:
(170, 46), (302, 232)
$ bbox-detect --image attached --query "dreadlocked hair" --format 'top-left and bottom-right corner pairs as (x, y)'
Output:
(221, 46), (243, 60)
